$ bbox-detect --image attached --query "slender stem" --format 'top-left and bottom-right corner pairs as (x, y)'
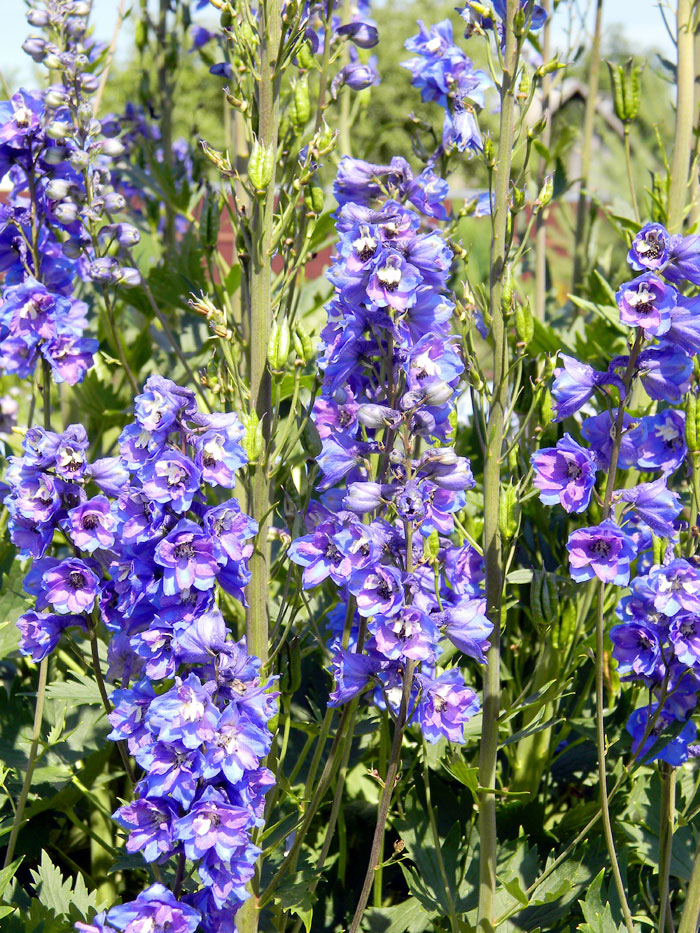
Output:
(3, 358), (53, 870)
(423, 741), (459, 933)
(2, 657), (48, 869)
(678, 837), (700, 933)
(156, 0), (176, 255)
(658, 764), (676, 933)
(592, 333), (643, 933)
(477, 5), (518, 930)
(571, 0), (603, 290)
(534, 0), (552, 322)
(667, 0), (695, 233)
(348, 659), (417, 933)
(623, 126), (640, 224)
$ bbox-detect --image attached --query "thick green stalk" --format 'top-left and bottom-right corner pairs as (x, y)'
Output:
(246, 0), (281, 668)
(477, 4), (518, 930)
(668, 0), (695, 233)
(156, 0), (176, 256)
(534, 0), (551, 322)
(571, 0), (603, 290)
(239, 5), (281, 931)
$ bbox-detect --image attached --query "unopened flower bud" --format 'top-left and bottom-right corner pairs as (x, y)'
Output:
(422, 381), (453, 407)
(27, 10), (49, 26)
(249, 137), (274, 191)
(116, 267), (141, 287)
(343, 481), (385, 514)
(356, 404), (401, 429)
(100, 138), (125, 158)
(47, 121), (71, 140)
(242, 412), (264, 463)
(46, 178), (72, 200)
(104, 192), (126, 212)
(53, 201), (79, 224)
(267, 318), (292, 371)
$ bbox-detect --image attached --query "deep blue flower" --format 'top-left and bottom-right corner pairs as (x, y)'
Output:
(531, 433), (597, 513)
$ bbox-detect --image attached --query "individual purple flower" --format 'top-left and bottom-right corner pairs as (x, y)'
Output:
(617, 478), (682, 538)
(626, 704), (697, 766)
(551, 355), (623, 421)
(367, 252), (422, 309)
(43, 558), (100, 614)
(670, 614), (700, 667)
(369, 607), (438, 661)
(625, 409), (686, 473)
(566, 519), (637, 585)
(616, 273), (676, 335)
(531, 433), (597, 513)
(106, 883), (201, 933)
(154, 519), (219, 595)
(328, 649), (383, 705)
(135, 741), (204, 809)
(146, 674), (217, 750)
(17, 610), (84, 661)
(350, 565), (405, 617)
(610, 622), (661, 677)
(650, 559), (700, 617)
(415, 669), (480, 744)
(203, 704), (270, 785)
(113, 798), (178, 863)
(66, 496), (115, 552)
(134, 375), (194, 433)
(439, 600), (493, 662)
(173, 786), (251, 863)
(141, 450), (202, 513)
(635, 346), (693, 404)
(627, 222), (672, 272)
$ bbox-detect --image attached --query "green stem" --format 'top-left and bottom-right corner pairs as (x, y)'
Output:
(624, 126), (640, 224)
(678, 839), (700, 933)
(658, 764), (676, 933)
(571, 0), (603, 290)
(478, 4), (518, 930)
(534, 0), (552, 323)
(667, 0), (695, 233)
(3, 358), (53, 870)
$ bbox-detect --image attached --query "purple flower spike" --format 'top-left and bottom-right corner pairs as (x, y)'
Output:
(67, 495), (116, 552)
(566, 519), (637, 585)
(106, 883), (201, 933)
(531, 433), (597, 513)
(350, 565), (405, 617)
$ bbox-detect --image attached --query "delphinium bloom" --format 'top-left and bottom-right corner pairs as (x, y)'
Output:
(288, 155), (485, 745)
(5, 375), (276, 931)
(0, 1), (143, 386)
(537, 216), (700, 766)
(401, 20), (491, 155)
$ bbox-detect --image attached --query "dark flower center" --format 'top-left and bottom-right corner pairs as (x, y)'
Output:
(69, 571), (86, 589)
(325, 542), (341, 564)
(566, 461), (583, 481)
(83, 515), (99, 530)
(377, 581), (392, 600)
(434, 696), (447, 713)
(590, 540), (610, 557)
(680, 620), (695, 637)
(338, 408), (352, 427)
(174, 542), (196, 560)
(202, 454), (216, 468)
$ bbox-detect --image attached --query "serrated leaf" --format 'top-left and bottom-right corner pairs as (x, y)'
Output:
(577, 869), (624, 933)
(0, 857), (22, 899)
(365, 896), (436, 933)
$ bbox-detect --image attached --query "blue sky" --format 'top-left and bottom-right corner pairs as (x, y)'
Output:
(1, 0), (676, 90)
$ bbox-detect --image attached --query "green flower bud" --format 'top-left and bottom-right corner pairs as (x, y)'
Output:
(540, 388), (554, 423)
(292, 323), (315, 364)
(249, 137), (274, 192)
(536, 174), (553, 210)
(501, 268), (514, 315)
(423, 529), (440, 564)
(291, 75), (311, 127)
(134, 19), (148, 50)
(200, 190), (221, 252)
(268, 317), (292, 372)
(498, 482), (520, 542)
(515, 300), (534, 346)
(297, 40), (315, 71)
(302, 418), (323, 458)
(242, 412), (264, 463)
(303, 175), (325, 215)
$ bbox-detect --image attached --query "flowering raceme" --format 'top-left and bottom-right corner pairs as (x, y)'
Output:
(288, 156), (486, 744)
(6, 375), (276, 932)
(535, 218), (700, 766)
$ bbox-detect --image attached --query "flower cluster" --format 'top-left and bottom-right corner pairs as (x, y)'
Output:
(401, 19), (491, 155)
(289, 156), (486, 744)
(7, 375), (276, 931)
(0, 1), (142, 385)
(534, 219), (700, 765)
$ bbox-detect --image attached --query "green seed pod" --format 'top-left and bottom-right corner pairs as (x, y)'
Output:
(423, 529), (440, 564)
(653, 534), (664, 567)
(541, 573), (559, 623)
(220, 8), (233, 27)
(537, 174), (553, 210)
(297, 39), (315, 71)
(608, 58), (642, 123)
(291, 75), (311, 127)
(540, 388), (554, 424)
(302, 418), (323, 458)
(515, 300), (534, 346)
(242, 412), (264, 463)
(558, 599), (576, 651)
(303, 175), (325, 215)
(518, 70), (530, 100)
(685, 390), (699, 452)
(500, 267), (514, 315)
(483, 135), (495, 164)
(199, 190), (221, 252)
(267, 317), (291, 372)
(498, 482), (520, 542)
(530, 570), (545, 629)
(249, 138), (274, 192)
(292, 323), (315, 365)
(134, 19), (148, 50)
(536, 59), (564, 78)
(512, 186), (526, 211)
(316, 119), (336, 155)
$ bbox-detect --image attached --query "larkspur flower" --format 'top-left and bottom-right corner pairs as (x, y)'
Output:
(566, 520), (637, 585)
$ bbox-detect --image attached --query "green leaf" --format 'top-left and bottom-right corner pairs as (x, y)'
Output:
(0, 857), (23, 899)
(273, 872), (318, 933)
(365, 896), (437, 933)
(577, 869), (626, 933)
(0, 561), (32, 659)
